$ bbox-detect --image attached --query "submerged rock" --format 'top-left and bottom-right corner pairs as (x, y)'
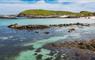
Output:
(44, 32), (50, 34)
(35, 48), (41, 53)
(36, 54), (43, 60)
(45, 57), (52, 60)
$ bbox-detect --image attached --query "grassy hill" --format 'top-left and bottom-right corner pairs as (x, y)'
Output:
(18, 9), (94, 17)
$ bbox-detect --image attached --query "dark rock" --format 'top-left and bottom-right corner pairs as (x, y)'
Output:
(45, 57), (52, 60)
(36, 54), (43, 60)
(68, 28), (75, 33)
(91, 57), (95, 60)
(35, 48), (41, 52)
(44, 32), (49, 34)
(35, 31), (39, 33)
(8, 24), (49, 30)
(49, 51), (56, 56)
(34, 53), (38, 55)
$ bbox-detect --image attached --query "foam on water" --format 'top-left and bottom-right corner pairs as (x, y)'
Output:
(15, 26), (95, 60)
(15, 35), (69, 60)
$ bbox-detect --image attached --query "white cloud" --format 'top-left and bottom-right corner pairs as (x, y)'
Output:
(0, 0), (95, 4)
(72, 0), (95, 3)
(0, 0), (95, 15)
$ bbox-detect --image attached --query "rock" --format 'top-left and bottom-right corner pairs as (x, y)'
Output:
(8, 24), (49, 30)
(68, 28), (75, 33)
(91, 57), (95, 60)
(44, 32), (49, 34)
(35, 48), (41, 52)
(45, 57), (52, 60)
(48, 51), (56, 56)
(8, 23), (90, 30)
(36, 54), (43, 60)
(35, 31), (39, 33)
(8, 23), (18, 28)
(34, 53), (38, 55)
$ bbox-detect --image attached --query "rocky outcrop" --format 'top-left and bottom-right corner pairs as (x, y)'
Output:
(8, 24), (50, 30)
(42, 40), (95, 60)
(8, 23), (90, 30)
(44, 39), (95, 51)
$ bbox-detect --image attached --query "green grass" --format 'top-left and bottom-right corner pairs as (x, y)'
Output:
(18, 9), (95, 17)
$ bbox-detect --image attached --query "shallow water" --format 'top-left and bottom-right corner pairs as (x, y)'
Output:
(0, 18), (95, 26)
(0, 18), (95, 60)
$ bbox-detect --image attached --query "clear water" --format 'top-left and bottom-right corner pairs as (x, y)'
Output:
(0, 18), (95, 47)
(0, 18), (95, 26)
(0, 18), (95, 60)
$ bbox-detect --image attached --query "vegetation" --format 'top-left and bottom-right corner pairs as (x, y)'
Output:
(18, 9), (74, 16)
(18, 9), (95, 17)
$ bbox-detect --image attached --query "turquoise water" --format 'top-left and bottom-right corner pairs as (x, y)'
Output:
(16, 36), (68, 60)
(0, 18), (95, 26)
(0, 18), (95, 60)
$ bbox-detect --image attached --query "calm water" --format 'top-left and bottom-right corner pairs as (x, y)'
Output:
(0, 18), (95, 26)
(0, 18), (95, 60)
(0, 18), (95, 46)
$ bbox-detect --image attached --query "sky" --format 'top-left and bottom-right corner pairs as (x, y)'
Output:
(0, 0), (95, 15)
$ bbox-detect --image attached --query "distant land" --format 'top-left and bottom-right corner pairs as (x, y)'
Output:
(0, 9), (95, 19)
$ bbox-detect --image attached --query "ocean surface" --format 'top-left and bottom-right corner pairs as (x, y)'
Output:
(0, 18), (95, 60)
(0, 18), (95, 26)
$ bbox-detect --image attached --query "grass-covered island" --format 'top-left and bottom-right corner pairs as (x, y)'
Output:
(18, 9), (95, 18)
(0, 9), (95, 19)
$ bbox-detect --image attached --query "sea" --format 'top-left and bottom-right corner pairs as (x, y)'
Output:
(0, 18), (95, 60)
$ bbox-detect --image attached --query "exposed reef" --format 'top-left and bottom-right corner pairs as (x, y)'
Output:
(44, 40), (95, 51)
(8, 23), (90, 30)
(8, 23), (50, 30)
(42, 39), (95, 60)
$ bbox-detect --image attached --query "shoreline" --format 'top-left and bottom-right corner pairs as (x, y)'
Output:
(8, 23), (90, 30)
(0, 17), (95, 19)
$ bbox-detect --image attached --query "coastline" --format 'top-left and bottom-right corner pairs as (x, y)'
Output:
(8, 23), (90, 30)
(0, 17), (95, 20)
(0, 16), (95, 60)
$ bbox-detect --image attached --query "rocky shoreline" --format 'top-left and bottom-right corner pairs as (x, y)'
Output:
(8, 23), (95, 60)
(8, 23), (90, 30)
(43, 39), (95, 51)
(40, 39), (95, 60)
(8, 24), (50, 30)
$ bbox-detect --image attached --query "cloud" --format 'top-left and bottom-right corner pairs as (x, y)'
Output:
(0, 2), (95, 15)
(0, 0), (95, 15)
(70, 0), (95, 3)
(0, 0), (95, 4)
